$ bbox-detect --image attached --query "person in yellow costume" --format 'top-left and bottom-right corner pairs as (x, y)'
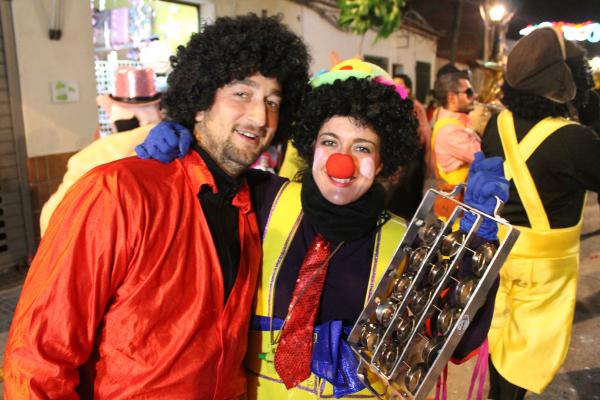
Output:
(39, 67), (164, 235)
(481, 27), (600, 400)
(138, 59), (508, 399)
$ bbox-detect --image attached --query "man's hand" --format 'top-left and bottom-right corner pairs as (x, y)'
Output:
(135, 121), (193, 163)
(460, 152), (509, 240)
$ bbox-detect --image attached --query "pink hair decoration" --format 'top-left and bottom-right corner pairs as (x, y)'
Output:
(373, 76), (409, 100)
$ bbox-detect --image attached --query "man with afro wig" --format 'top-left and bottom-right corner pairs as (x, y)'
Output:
(3, 14), (310, 399)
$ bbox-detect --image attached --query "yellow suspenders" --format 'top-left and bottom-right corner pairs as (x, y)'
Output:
(498, 110), (574, 230)
(489, 110), (582, 393)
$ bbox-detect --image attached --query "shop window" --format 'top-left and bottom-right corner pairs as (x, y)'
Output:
(392, 63), (404, 77)
(90, 0), (213, 136)
(364, 55), (389, 73)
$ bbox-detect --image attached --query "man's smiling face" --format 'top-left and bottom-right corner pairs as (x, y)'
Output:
(194, 73), (282, 176)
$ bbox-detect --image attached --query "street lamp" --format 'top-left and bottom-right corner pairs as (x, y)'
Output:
(476, 0), (514, 105)
(488, 4), (507, 23)
(480, 0), (514, 63)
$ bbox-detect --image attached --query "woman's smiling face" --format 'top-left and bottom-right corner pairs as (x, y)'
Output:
(312, 116), (383, 206)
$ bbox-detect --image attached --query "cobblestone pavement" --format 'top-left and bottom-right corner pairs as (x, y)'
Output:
(0, 286), (22, 398)
(1, 196), (599, 399)
(438, 194), (600, 400)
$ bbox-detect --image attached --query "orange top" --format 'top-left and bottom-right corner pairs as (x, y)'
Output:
(4, 152), (261, 399)
(432, 109), (481, 175)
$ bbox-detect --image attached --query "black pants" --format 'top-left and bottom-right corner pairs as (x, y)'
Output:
(488, 358), (527, 400)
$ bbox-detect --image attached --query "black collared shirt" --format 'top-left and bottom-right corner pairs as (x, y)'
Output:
(194, 143), (243, 303)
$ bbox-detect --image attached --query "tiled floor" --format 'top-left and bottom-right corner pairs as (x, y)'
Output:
(0, 286), (21, 399)
(0, 287), (20, 334)
(0, 270), (27, 292)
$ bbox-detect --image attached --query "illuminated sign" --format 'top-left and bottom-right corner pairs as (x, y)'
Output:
(519, 21), (600, 43)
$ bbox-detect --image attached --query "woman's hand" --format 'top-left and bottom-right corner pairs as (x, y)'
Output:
(460, 152), (509, 240)
(135, 121), (193, 163)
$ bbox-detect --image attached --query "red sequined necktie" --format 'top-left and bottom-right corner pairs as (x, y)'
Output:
(274, 233), (331, 389)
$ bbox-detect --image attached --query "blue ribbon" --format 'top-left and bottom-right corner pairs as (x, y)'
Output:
(311, 320), (366, 397)
(251, 316), (365, 397)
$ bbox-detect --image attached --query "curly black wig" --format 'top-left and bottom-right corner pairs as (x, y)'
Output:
(162, 13), (311, 144)
(292, 77), (419, 178)
(502, 54), (594, 121)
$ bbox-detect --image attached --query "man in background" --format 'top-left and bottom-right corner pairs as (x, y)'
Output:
(431, 69), (480, 189)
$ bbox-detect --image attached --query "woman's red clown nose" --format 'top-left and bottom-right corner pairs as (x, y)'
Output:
(326, 153), (355, 179)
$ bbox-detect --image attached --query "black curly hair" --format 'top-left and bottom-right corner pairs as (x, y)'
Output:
(502, 54), (593, 121)
(292, 77), (419, 178)
(162, 13), (310, 144)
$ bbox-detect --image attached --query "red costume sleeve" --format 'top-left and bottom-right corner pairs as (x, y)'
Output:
(3, 168), (131, 399)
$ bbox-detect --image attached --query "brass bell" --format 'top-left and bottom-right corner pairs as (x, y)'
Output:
(411, 289), (431, 316)
(422, 336), (443, 368)
(440, 231), (466, 257)
(472, 243), (497, 277)
(394, 316), (415, 344)
(404, 362), (426, 393)
(378, 341), (400, 372)
(428, 259), (450, 286)
(359, 322), (381, 351)
(392, 275), (412, 299)
(375, 298), (399, 327)
(454, 279), (475, 308)
(436, 306), (459, 336)
(419, 219), (443, 245)
(408, 246), (430, 271)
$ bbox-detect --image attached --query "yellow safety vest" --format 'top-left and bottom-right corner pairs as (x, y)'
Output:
(431, 117), (470, 185)
(279, 141), (307, 181)
(488, 110), (583, 394)
(246, 181), (407, 399)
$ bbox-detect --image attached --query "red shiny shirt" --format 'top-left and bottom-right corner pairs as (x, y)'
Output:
(4, 152), (261, 399)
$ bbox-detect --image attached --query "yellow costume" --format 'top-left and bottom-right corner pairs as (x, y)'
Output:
(279, 141), (306, 181)
(40, 124), (155, 235)
(488, 110), (581, 394)
(246, 181), (407, 399)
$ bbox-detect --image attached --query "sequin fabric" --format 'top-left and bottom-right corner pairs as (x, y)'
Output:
(274, 233), (331, 388)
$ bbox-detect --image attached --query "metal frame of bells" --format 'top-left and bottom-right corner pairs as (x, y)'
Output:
(347, 186), (520, 400)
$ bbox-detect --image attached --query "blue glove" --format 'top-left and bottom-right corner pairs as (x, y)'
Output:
(459, 152), (509, 240)
(135, 121), (193, 163)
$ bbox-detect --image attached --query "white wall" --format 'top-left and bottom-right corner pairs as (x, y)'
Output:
(12, 0), (98, 157)
(10, 0), (437, 157)
(215, 0), (437, 86)
(214, 0), (302, 37)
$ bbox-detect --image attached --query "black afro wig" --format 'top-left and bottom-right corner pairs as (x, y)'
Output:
(162, 13), (311, 144)
(292, 77), (419, 178)
(502, 55), (593, 121)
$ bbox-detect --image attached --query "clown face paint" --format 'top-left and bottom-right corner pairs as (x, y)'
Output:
(312, 116), (383, 206)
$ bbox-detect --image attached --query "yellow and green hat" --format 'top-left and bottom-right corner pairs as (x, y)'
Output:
(310, 59), (391, 88)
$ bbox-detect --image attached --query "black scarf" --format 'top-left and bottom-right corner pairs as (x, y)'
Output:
(193, 142), (242, 303)
(300, 171), (386, 244)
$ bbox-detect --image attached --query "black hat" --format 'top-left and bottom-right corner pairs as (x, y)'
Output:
(505, 27), (584, 104)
